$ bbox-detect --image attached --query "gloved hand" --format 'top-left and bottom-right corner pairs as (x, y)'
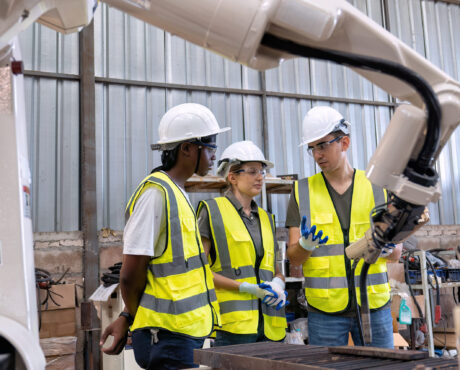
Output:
(380, 243), (395, 258)
(239, 282), (277, 301)
(298, 215), (329, 251)
(259, 277), (289, 310)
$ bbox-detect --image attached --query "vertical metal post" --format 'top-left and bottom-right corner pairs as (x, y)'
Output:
(79, 20), (100, 369)
(260, 71), (272, 213)
(418, 250), (434, 357)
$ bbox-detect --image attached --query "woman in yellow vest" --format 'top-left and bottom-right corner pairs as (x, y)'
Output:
(197, 141), (287, 346)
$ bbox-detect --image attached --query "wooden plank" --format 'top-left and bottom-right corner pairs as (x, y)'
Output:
(194, 348), (328, 369)
(328, 346), (428, 360)
(40, 336), (77, 357)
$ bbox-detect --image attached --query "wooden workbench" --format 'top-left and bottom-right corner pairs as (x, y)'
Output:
(194, 342), (458, 369)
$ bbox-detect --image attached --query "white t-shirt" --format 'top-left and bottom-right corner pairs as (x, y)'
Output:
(123, 177), (190, 257)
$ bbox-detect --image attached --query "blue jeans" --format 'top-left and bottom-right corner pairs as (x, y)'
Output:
(132, 329), (204, 369)
(308, 308), (393, 348)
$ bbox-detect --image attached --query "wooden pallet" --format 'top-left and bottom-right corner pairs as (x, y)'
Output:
(194, 342), (457, 369)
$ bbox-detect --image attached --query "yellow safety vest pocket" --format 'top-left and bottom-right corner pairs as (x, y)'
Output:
(221, 309), (252, 325)
(271, 315), (287, 327)
(229, 227), (252, 243)
(313, 212), (333, 225)
(306, 288), (329, 299)
(264, 248), (274, 271)
(305, 256), (329, 273)
(369, 283), (388, 294)
(352, 220), (370, 242)
(166, 269), (203, 300)
(181, 217), (196, 231)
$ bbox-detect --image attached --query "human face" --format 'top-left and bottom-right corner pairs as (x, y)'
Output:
(308, 134), (347, 173)
(194, 141), (217, 176)
(229, 162), (265, 198)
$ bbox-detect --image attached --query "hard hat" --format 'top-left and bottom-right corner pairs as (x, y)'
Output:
(153, 103), (230, 149)
(216, 140), (273, 178)
(299, 106), (351, 147)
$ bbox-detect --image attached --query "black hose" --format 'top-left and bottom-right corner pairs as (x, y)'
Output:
(404, 254), (424, 320)
(351, 260), (365, 345)
(359, 262), (372, 345)
(261, 33), (441, 181)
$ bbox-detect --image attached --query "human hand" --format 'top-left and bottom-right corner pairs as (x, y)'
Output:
(100, 316), (130, 355)
(299, 215), (328, 251)
(259, 277), (289, 310)
(380, 243), (395, 258)
(239, 281), (277, 301)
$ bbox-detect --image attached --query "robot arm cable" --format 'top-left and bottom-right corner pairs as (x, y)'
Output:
(261, 33), (441, 181)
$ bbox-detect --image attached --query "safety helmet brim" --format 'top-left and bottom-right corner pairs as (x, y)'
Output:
(157, 126), (231, 145)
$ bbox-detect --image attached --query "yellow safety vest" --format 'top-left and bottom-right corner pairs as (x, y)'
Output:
(294, 170), (390, 314)
(126, 171), (220, 337)
(198, 197), (287, 341)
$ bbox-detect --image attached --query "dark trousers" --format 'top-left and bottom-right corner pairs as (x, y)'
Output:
(132, 329), (204, 369)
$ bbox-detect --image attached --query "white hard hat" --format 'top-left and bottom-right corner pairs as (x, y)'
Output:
(216, 140), (274, 178)
(299, 106), (351, 147)
(153, 103), (230, 149)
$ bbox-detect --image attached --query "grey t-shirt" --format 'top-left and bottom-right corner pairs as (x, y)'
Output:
(197, 189), (264, 265)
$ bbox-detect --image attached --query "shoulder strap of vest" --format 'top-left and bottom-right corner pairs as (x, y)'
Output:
(125, 172), (166, 221)
(259, 207), (276, 242)
(202, 197), (233, 272)
(296, 174), (321, 230)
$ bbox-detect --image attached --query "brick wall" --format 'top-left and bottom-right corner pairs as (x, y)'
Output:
(32, 224), (460, 365)
(413, 225), (460, 252)
(34, 229), (125, 370)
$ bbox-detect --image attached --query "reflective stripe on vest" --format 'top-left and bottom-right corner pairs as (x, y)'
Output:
(127, 172), (220, 337)
(198, 197), (286, 340)
(295, 170), (390, 313)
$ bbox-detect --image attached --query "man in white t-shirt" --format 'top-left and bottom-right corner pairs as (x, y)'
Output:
(100, 103), (230, 369)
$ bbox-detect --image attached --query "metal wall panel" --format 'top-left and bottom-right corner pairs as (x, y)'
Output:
(387, 0), (460, 224)
(23, 77), (80, 232)
(18, 1), (460, 231)
(19, 23), (80, 232)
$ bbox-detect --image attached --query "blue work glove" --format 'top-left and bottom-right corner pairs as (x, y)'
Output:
(259, 277), (289, 310)
(380, 243), (396, 258)
(239, 282), (277, 301)
(298, 215), (329, 251)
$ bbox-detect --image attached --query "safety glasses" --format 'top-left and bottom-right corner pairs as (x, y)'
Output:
(233, 168), (266, 177)
(307, 136), (343, 156)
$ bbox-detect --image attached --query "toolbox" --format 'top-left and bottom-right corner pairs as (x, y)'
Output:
(447, 268), (460, 282)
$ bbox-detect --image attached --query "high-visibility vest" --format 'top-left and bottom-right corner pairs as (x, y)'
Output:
(198, 197), (287, 341)
(126, 171), (220, 337)
(294, 170), (390, 314)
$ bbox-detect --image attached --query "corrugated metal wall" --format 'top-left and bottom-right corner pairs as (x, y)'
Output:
(18, 24), (80, 232)
(18, 0), (460, 231)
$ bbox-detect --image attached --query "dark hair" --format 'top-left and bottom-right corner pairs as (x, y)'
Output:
(331, 130), (349, 138)
(151, 144), (181, 173)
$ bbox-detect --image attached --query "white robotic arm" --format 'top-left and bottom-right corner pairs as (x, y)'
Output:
(1, 0), (460, 364)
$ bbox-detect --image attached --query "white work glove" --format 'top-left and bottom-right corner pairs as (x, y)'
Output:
(298, 215), (329, 252)
(380, 243), (396, 258)
(239, 282), (276, 301)
(259, 277), (289, 311)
